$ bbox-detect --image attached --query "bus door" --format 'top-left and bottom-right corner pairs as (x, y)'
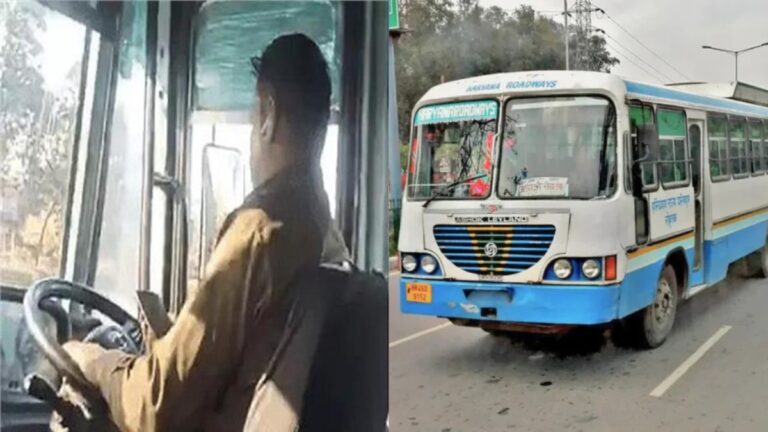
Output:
(688, 119), (705, 287)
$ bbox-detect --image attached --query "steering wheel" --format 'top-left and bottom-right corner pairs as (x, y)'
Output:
(23, 278), (141, 416)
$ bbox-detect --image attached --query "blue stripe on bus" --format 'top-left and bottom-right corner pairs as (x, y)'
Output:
(401, 213), (768, 325)
(624, 81), (768, 118)
(400, 277), (620, 325)
(618, 219), (767, 317)
(704, 217), (768, 284)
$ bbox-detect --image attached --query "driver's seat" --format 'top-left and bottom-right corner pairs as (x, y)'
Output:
(239, 263), (388, 431)
(299, 265), (387, 431)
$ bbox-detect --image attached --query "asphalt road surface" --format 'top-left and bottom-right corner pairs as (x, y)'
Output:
(389, 272), (768, 432)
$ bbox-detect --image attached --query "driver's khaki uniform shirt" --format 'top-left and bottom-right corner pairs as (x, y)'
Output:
(79, 164), (334, 431)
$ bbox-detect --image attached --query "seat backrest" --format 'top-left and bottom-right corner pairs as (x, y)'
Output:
(298, 266), (388, 432)
(240, 265), (387, 432)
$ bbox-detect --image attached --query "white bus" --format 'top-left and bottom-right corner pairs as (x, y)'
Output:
(398, 71), (768, 348)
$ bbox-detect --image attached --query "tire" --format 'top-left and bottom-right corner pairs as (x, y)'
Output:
(481, 328), (530, 344)
(609, 320), (633, 348)
(761, 239), (768, 278)
(619, 264), (679, 349)
(482, 328), (507, 337)
(744, 236), (768, 278)
(733, 258), (754, 278)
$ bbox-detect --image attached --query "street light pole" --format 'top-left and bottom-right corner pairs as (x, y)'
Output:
(564, 0), (569, 70)
(702, 42), (768, 82)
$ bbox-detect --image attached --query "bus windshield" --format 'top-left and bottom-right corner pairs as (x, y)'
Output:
(406, 100), (497, 200)
(498, 96), (617, 199)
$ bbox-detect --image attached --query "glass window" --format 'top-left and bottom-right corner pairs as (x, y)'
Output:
(189, 130), (249, 280)
(194, 1), (339, 112)
(657, 109), (688, 187)
(763, 121), (768, 171)
(729, 118), (748, 177)
(498, 97), (616, 199)
(749, 121), (764, 174)
(94, 0), (147, 314)
(708, 116), (729, 181)
(0, 3), (91, 288)
(188, 1), (342, 286)
(408, 100), (497, 200)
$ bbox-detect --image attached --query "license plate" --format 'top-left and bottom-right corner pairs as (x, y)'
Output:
(405, 282), (432, 303)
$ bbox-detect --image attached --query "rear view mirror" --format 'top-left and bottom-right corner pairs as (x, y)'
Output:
(635, 123), (659, 162)
(199, 144), (247, 276)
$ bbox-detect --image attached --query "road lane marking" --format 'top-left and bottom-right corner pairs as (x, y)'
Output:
(389, 322), (452, 348)
(649, 325), (732, 398)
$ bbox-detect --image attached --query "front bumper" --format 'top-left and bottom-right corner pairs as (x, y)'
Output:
(400, 277), (621, 325)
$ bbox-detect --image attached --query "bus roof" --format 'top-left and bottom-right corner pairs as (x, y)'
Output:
(417, 71), (768, 119)
(666, 82), (768, 107)
(626, 80), (768, 118)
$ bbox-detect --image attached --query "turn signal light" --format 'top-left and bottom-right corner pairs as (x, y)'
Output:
(605, 255), (617, 281)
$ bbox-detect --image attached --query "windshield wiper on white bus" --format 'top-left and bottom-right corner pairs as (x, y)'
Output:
(422, 174), (488, 208)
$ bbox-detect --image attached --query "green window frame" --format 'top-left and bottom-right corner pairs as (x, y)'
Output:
(764, 121), (768, 171)
(708, 116), (729, 181)
(749, 121), (765, 174)
(729, 118), (748, 178)
(657, 109), (688, 188)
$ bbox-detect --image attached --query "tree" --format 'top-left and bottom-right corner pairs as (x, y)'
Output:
(1, 0), (81, 274)
(394, 1), (619, 143)
(0, 0), (46, 166)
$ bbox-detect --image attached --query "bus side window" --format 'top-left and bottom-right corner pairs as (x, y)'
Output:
(657, 109), (688, 188)
(764, 122), (768, 171)
(629, 105), (657, 191)
(729, 118), (748, 178)
(708, 115), (730, 181)
(747, 121), (759, 174)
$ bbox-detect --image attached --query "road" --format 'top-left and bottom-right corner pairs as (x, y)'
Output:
(389, 272), (768, 432)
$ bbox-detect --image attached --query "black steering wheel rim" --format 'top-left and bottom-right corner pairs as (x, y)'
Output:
(23, 278), (137, 404)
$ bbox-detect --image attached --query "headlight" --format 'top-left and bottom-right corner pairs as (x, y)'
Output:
(582, 259), (601, 279)
(420, 255), (437, 274)
(553, 259), (572, 279)
(402, 254), (417, 272)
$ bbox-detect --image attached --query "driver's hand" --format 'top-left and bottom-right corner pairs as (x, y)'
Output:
(51, 342), (121, 431)
(62, 341), (108, 372)
(49, 382), (93, 432)
(50, 380), (121, 432)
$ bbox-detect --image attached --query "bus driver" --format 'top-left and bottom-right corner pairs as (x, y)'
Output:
(60, 34), (346, 431)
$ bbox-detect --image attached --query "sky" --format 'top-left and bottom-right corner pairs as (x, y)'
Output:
(34, 0), (768, 89)
(35, 7), (86, 92)
(479, 0), (768, 89)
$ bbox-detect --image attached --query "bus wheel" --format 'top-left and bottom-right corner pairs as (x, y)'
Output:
(623, 265), (679, 349)
(762, 237), (768, 277)
(482, 328), (507, 337)
(744, 235), (768, 278)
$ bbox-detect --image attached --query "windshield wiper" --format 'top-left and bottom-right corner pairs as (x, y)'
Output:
(422, 174), (488, 208)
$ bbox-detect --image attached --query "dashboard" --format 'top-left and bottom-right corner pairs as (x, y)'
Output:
(1, 286), (53, 431)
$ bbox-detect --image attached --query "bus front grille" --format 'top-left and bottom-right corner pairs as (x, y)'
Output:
(433, 225), (555, 276)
